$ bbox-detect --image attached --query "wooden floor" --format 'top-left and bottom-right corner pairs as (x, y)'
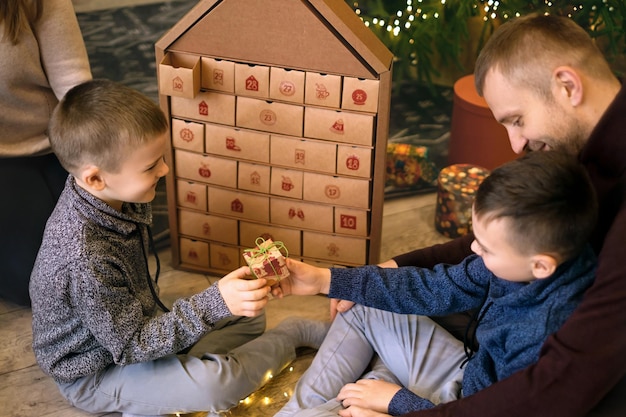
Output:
(0, 191), (450, 417)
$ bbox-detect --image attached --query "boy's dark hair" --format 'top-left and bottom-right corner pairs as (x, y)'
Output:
(474, 151), (597, 262)
(49, 79), (168, 174)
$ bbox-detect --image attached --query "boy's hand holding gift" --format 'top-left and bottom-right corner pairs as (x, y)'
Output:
(243, 237), (290, 287)
(217, 266), (271, 317)
(271, 258), (331, 299)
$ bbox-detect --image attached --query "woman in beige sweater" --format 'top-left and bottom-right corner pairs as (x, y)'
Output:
(0, 0), (92, 305)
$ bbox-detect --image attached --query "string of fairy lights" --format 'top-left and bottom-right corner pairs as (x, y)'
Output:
(350, 0), (619, 32)
(346, 0), (624, 84)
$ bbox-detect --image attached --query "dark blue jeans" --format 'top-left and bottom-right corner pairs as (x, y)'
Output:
(0, 153), (67, 305)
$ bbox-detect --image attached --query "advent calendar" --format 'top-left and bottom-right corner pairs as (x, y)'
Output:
(156, 0), (393, 274)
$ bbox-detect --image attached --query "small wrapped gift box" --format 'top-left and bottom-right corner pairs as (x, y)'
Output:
(242, 238), (289, 284)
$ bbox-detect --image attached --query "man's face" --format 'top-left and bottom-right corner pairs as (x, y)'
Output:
(482, 69), (587, 156)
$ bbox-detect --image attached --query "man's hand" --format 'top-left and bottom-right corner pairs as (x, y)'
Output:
(271, 258), (331, 298)
(337, 379), (402, 414)
(217, 266), (270, 316)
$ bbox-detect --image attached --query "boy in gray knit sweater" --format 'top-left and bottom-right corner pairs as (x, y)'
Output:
(29, 79), (328, 417)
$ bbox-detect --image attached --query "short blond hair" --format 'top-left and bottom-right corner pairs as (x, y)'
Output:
(474, 14), (614, 99)
(49, 79), (168, 174)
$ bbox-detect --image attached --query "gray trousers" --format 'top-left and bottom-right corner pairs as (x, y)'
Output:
(58, 312), (296, 415)
(275, 305), (465, 416)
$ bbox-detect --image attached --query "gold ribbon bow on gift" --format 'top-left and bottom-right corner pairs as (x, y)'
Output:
(243, 237), (289, 279)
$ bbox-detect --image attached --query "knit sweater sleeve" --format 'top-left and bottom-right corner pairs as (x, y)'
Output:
(36, 0), (92, 99)
(389, 388), (435, 415)
(328, 256), (489, 316)
(72, 255), (233, 366)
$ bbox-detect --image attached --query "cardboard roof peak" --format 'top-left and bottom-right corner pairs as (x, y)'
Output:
(155, 0), (393, 79)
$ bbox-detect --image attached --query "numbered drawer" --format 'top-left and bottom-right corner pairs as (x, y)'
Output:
(205, 123), (270, 163)
(270, 167), (303, 199)
(235, 63), (270, 99)
(270, 67), (305, 104)
(303, 172), (370, 209)
(239, 221), (302, 256)
(170, 91), (235, 125)
(270, 198), (333, 233)
(208, 187), (269, 223)
(304, 72), (341, 108)
(176, 180), (207, 211)
(336, 145), (372, 178)
(304, 107), (374, 146)
(334, 207), (369, 236)
(174, 150), (237, 188)
(178, 209), (238, 245)
(341, 77), (379, 113)
(302, 231), (367, 265)
(172, 118), (205, 152)
(159, 52), (201, 98)
(236, 97), (303, 137)
(210, 243), (241, 270)
(201, 57), (235, 93)
(179, 237), (210, 268)
(238, 162), (271, 194)
(270, 135), (336, 174)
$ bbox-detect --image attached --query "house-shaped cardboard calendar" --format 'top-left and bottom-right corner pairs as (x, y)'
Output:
(156, 0), (393, 274)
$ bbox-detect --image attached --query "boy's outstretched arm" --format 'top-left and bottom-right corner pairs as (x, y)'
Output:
(271, 258), (331, 298)
(330, 258), (400, 320)
(217, 266), (271, 317)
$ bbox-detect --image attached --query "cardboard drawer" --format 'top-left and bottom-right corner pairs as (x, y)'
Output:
(210, 243), (241, 270)
(159, 52), (200, 98)
(171, 118), (205, 152)
(174, 150), (237, 188)
(176, 180), (207, 212)
(341, 77), (379, 113)
(205, 123), (270, 163)
(303, 172), (370, 209)
(334, 206), (369, 236)
(336, 144), (372, 178)
(201, 57), (235, 93)
(270, 167), (303, 199)
(269, 67), (305, 104)
(235, 63), (270, 99)
(208, 187), (269, 223)
(302, 231), (367, 265)
(238, 162), (271, 194)
(304, 107), (374, 146)
(171, 91), (235, 125)
(239, 222), (302, 256)
(179, 237), (209, 268)
(270, 135), (336, 174)
(236, 97), (303, 137)
(304, 72), (341, 108)
(270, 198), (333, 232)
(178, 209), (238, 245)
